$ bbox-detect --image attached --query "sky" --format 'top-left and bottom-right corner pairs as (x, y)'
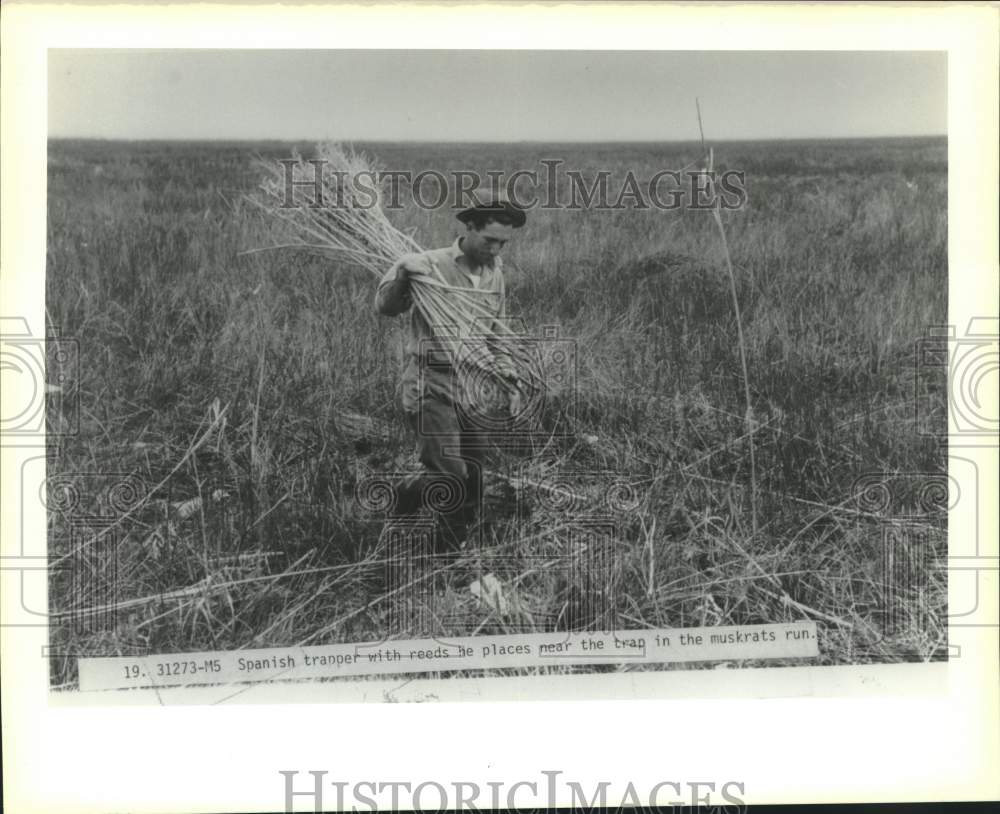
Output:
(48, 50), (947, 141)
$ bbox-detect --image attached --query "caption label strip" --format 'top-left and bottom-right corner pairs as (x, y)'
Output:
(77, 622), (818, 691)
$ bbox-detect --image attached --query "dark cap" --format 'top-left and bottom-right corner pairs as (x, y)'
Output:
(456, 186), (527, 228)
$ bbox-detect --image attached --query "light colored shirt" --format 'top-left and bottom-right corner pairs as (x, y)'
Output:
(375, 238), (509, 410)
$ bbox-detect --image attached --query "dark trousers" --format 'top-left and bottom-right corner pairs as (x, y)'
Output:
(393, 397), (488, 547)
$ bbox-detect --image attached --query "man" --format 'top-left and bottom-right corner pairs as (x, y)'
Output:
(375, 190), (526, 548)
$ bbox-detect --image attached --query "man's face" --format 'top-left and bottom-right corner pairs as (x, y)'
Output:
(462, 220), (515, 267)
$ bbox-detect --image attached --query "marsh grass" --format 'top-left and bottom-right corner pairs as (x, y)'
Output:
(46, 138), (947, 686)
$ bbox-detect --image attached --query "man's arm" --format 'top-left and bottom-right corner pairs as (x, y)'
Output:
(375, 254), (419, 316)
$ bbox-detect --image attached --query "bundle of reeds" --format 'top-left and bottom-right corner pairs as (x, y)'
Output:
(246, 142), (541, 408)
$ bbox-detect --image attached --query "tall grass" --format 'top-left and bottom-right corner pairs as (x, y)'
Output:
(45, 138), (948, 686)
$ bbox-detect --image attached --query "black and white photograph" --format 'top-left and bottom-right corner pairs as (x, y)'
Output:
(2, 3), (998, 812)
(33, 46), (962, 692)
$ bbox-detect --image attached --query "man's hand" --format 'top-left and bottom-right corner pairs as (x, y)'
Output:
(492, 357), (524, 418)
(376, 256), (418, 316)
(396, 253), (434, 282)
(493, 356), (519, 384)
(382, 254), (431, 313)
(508, 389), (523, 419)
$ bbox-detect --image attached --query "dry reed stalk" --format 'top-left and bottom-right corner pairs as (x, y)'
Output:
(245, 143), (543, 399)
(696, 99), (760, 540)
(48, 402), (230, 570)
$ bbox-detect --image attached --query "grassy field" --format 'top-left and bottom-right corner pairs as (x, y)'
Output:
(46, 137), (948, 687)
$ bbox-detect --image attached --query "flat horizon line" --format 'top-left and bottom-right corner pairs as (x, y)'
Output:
(48, 134), (947, 145)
